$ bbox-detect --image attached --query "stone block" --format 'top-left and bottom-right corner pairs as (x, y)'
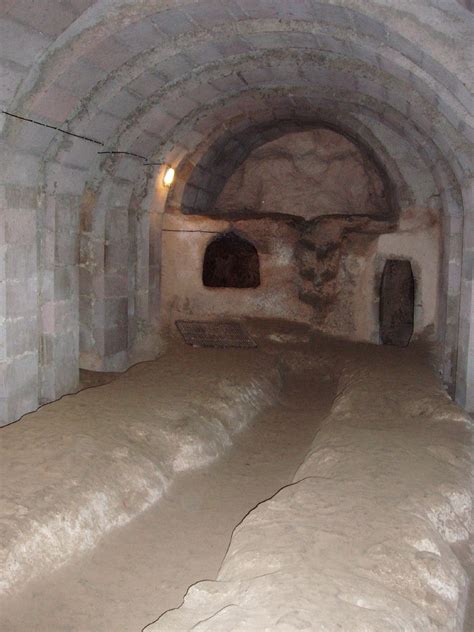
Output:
(29, 84), (80, 124)
(195, 189), (212, 212)
(184, 1), (230, 27)
(57, 137), (102, 169)
(55, 230), (79, 265)
(108, 181), (133, 209)
(209, 73), (246, 92)
(128, 72), (165, 98)
(52, 331), (79, 397)
(152, 9), (196, 36)
(105, 216), (129, 248)
(76, 111), (121, 141)
(282, 32), (320, 49)
(39, 363), (55, 404)
(104, 325), (128, 357)
(140, 107), (178, 136)
(115, 156), (142, 182)
(55, 195), (80, 232)
(40, 228), (55, 268)
(0, 145), (41, 187)
(39, 268), (54, 304)
(0, 59), (27, 107)
(103, 348), (128, 372)
(54, 265), (78, 301)
(128, 132), (161, 159)
(4, 0), (78, 38)
(4, 352), (39, 420)
(46, 163), (88, 196)
(57, 60), (104, 98)
(5, 185), (38, 210)
(39, 333), (54, 366)
(0, 18), (50, 66)
(115, 20), (159, 55)
(5, 209), (36, 245)
(83, 37), (131, 72)
(215, 37), (252, 58)
(104, 274), (129, 298)
(181, 184), (199, 209)
(53, 299), (78, 332)
(5, 244), (36, 279)
(0, 310), (5, 363)
(11, 119), (57, 154)
(5, 277), (37, 318)
(67, 0), (95, 12)
(39, 301), (55, 337)
(102, 90), (141, 120)
(104, 296), (128, 328)
(6, 315), (37, 357)
(0, 397), (7, 426)
(223, 0), (247, 19)
(154, 53), (193, 82)
(185, 81), (221, 105)
(185, 43), (221, 66)
(79, 319), (96, 356)
(239, 66), (274, 85)
(160, 95), (198, 119)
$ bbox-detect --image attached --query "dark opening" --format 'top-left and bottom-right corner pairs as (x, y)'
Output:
(379, 259), (415, 347)
(203, 232), (260, 288)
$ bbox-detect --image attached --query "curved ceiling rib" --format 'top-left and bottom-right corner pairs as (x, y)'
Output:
(0, 0), (472, 411)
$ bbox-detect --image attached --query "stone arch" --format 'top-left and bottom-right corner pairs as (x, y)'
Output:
(0, 0), (472, 424)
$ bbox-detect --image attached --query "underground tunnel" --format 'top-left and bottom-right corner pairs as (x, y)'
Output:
(0, 1), (473, 631)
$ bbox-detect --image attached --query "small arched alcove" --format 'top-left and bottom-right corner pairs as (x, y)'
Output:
(202, 232), (260, 288)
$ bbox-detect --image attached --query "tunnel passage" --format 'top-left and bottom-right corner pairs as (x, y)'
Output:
(0, 0), (472, 421)
(380, 259), (415, 347)
(202, 233), (260, 288)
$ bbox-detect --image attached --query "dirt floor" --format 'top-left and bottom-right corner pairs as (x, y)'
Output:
(0, 321), (472, 631)
(152, 331), (473, 632)
(0, 321), (333, 631)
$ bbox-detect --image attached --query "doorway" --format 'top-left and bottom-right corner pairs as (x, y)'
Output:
(379, 259), (415, 346)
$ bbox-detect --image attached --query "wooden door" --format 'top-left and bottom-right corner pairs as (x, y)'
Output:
(380, 259), (415, 346)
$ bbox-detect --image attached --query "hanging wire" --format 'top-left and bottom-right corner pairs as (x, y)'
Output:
(1, 110), (104, 145)
(1, 110), (162, 165)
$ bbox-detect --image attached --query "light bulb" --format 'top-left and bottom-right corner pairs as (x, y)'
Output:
(163, 167), (175, 186)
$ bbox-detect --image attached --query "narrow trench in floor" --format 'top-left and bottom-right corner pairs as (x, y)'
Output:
(0, 358), (335, 632)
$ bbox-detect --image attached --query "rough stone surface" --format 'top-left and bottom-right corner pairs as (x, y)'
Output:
(150, 340), (473, 631)
(0, 0), (472, 423)
(0, 345), (280, 594)
(160, 202), (440, 346)
(215, 129), (389, 219)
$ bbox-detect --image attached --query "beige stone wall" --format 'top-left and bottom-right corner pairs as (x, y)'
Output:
(162, 129), (440, 345)
(317, 207), (441, 343)
(160, 214), (313, 330)
(160, 206), (440, 345)
(215, 129), (389, 219)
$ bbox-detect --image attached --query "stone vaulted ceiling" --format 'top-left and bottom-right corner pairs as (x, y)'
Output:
(0, 0), (473, 415)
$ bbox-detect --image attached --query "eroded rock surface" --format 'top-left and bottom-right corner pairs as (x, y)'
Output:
(150, 342), (473, 631)
(215, 129), (389, 219)
(0, 346), (280, 595)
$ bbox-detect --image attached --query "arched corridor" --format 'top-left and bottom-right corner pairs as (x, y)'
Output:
(0, 1), (473, 630)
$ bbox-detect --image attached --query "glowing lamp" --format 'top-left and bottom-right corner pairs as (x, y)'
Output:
(163, 167), (175, 186)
